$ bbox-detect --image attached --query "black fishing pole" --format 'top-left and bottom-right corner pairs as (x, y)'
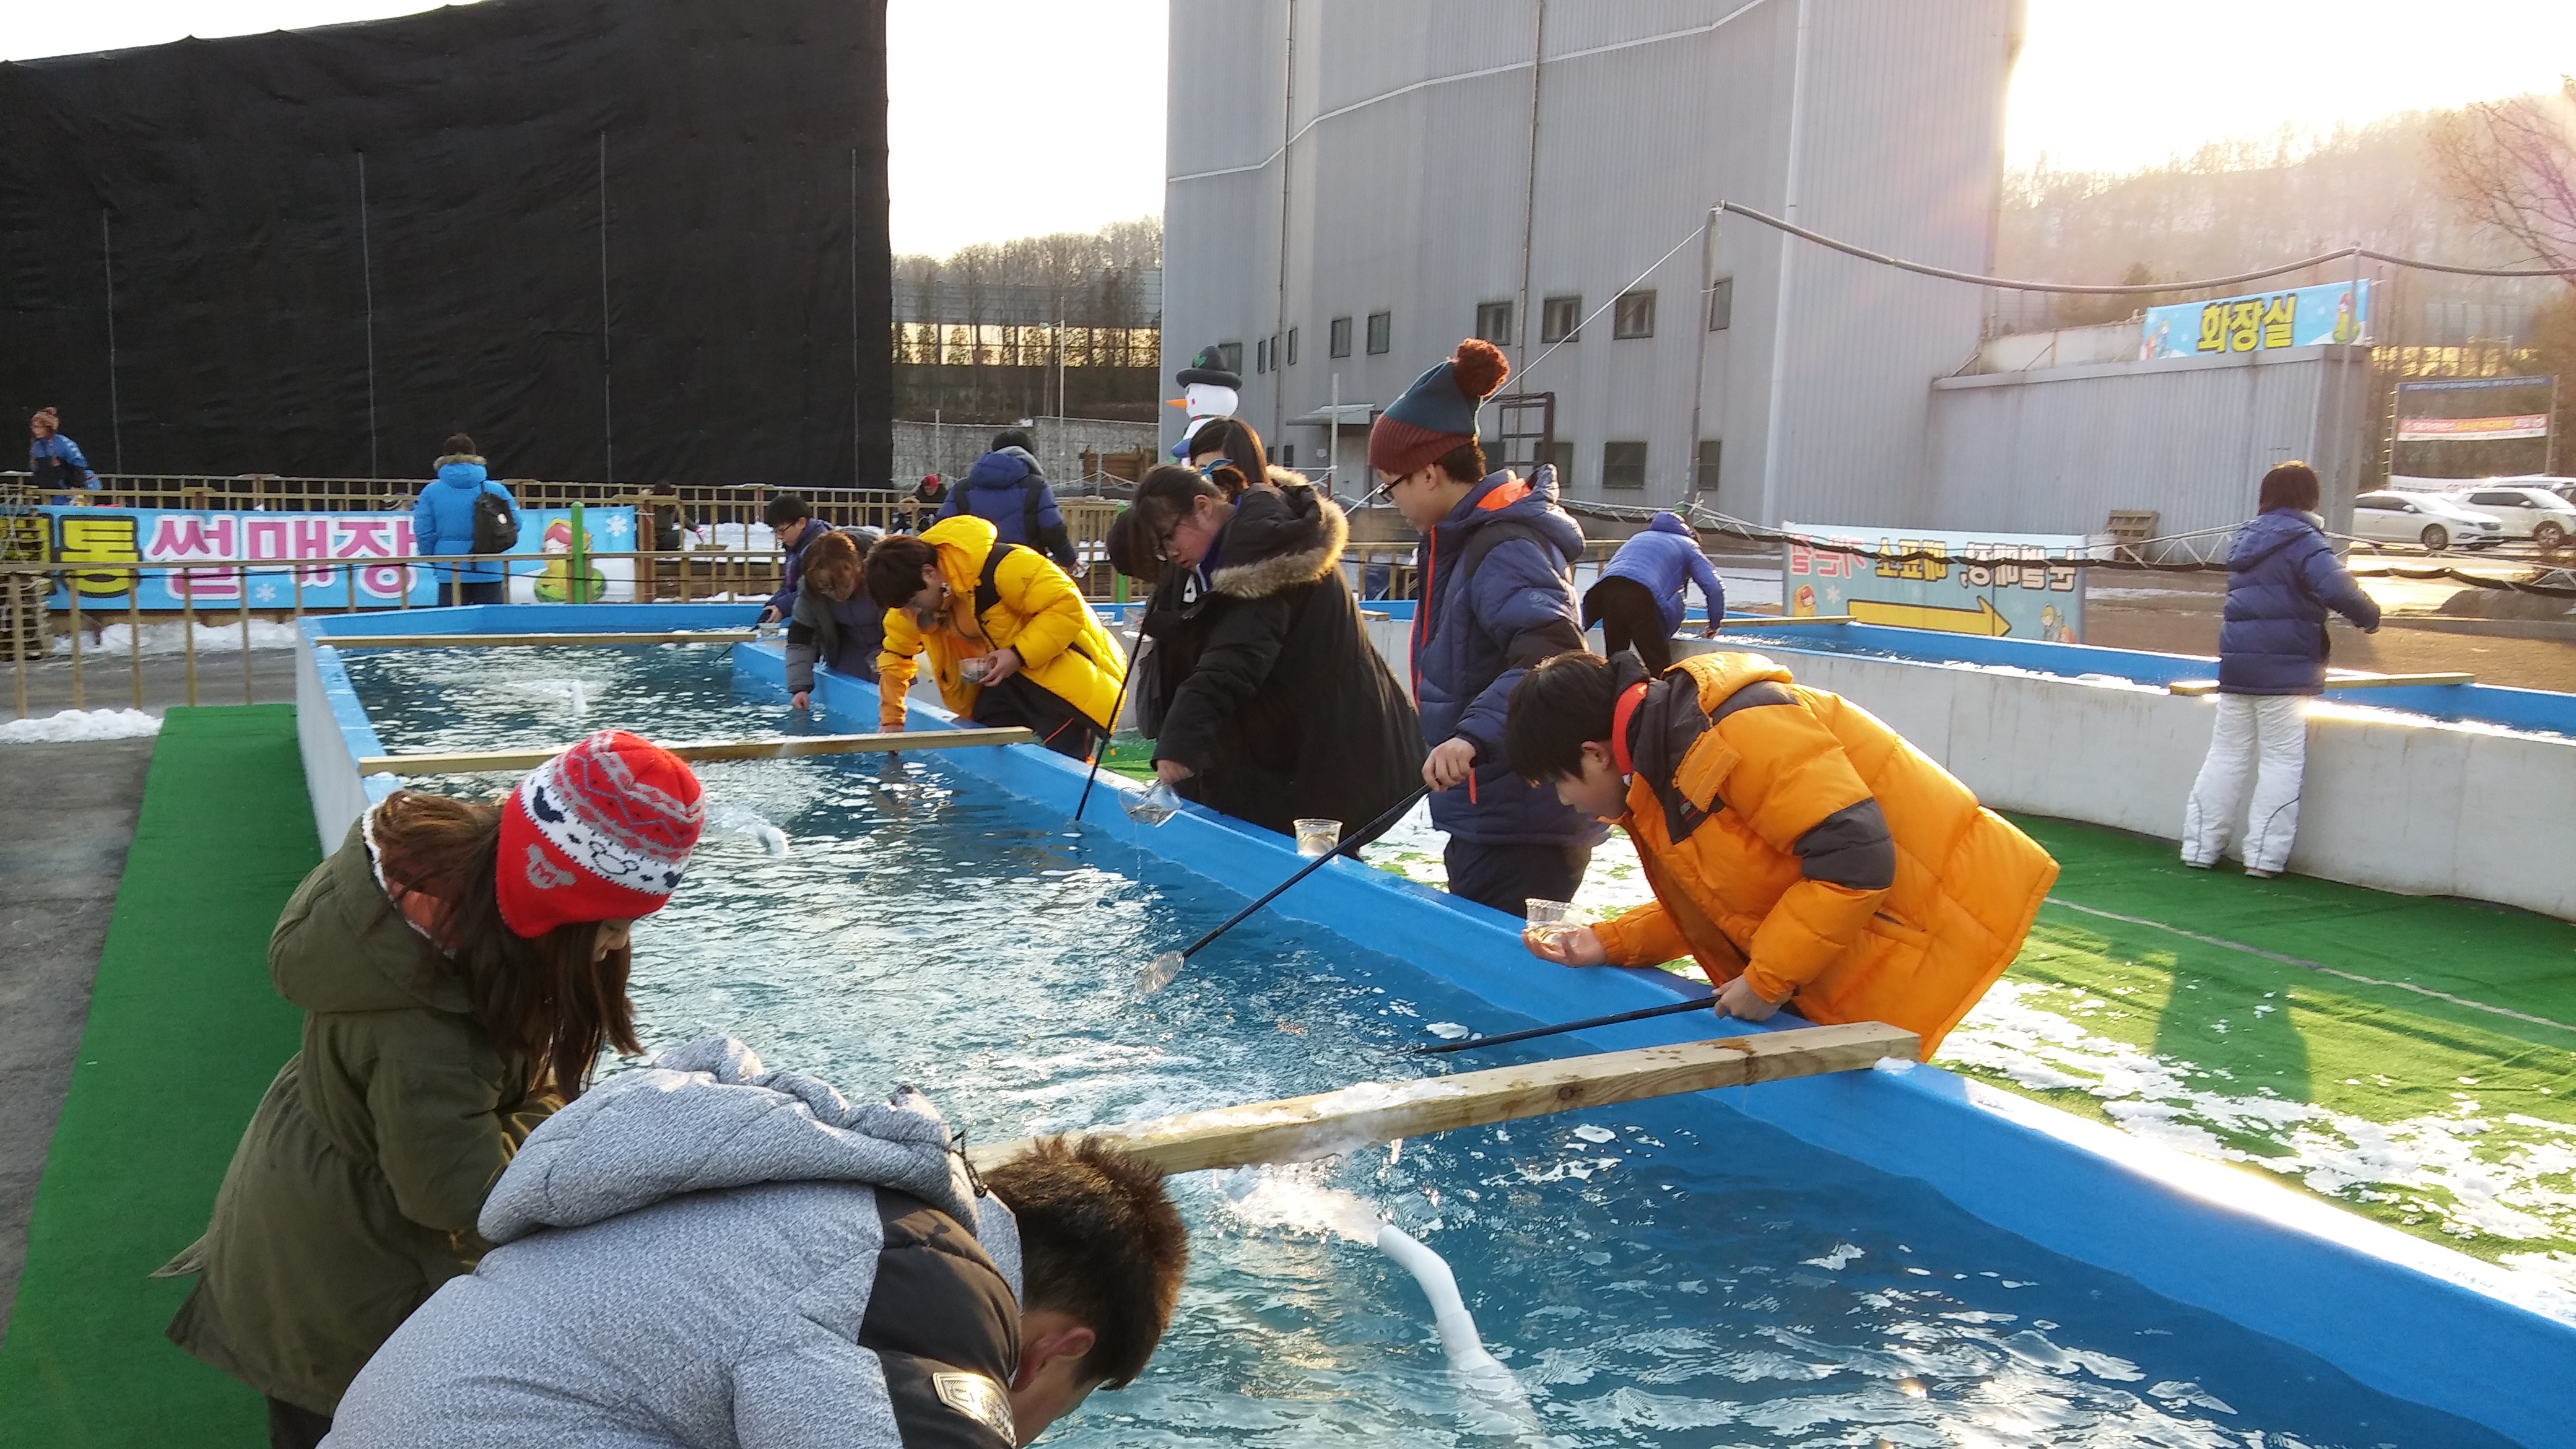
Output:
(1073, 622), (1140, 823)
(1414, 994), (1717, 1055)
(1138, 784), (1430, 990)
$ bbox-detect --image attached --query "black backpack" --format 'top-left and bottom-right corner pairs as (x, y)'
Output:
(471, 487), (520, 554)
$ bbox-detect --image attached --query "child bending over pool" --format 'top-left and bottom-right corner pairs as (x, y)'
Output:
(1502, 650), (2057, 1055)
(328, 1036), (1188, 1449)
(866, 519), (1128, 760)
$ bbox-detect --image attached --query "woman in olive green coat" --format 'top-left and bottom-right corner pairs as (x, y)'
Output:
(162, 731), (707, 1448)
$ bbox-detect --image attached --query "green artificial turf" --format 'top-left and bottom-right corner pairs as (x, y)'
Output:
(0, 706), (318, 1445)
(1944, 815), (2576, 1267)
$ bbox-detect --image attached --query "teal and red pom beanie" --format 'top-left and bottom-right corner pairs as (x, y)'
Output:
(1368, 337), (1509, 478)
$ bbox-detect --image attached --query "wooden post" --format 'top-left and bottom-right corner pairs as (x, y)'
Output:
(357, 724), (1037, 775)
(318, 630), (760, 648)
(965, 1021), (1918, 1174)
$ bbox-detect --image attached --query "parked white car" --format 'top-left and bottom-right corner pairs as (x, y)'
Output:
(2448, 484), (2576, 547)
(2348, 492), (2504, 551)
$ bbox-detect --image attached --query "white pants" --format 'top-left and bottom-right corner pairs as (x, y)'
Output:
(2182, 694), (2309, 873)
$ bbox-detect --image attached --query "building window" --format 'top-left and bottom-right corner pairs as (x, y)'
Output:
(1614, 290), (1656, 339)
(1286, 327), (1298, 366)
(1282, 443), (1295, 466)
(1547, 440), (1576, 488)
(1329, 316), (1352, 358)
(1707, 277), (1733, 332)
(1476, 300), (1514, 346)
(1695, 438), (1722, 494)
(1541, 295), (1582, 344)
(1218, 341), (1242, 374)
(1366, 310), (1392, 355)
(1602, 441), (1648, 489)
(1255, 337), (1269, 374)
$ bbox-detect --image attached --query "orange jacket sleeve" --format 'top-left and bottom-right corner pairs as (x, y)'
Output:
(1712, 702), (1890, 1003)
(1593, 899), (1690, 970)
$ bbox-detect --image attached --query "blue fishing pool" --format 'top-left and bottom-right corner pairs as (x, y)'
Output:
(345, 642), (2515, 1448)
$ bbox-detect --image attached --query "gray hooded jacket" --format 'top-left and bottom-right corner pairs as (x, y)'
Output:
(327, 1037), (1024, 1449)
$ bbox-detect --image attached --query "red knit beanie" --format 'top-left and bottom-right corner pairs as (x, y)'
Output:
(496, 729), (706, 938)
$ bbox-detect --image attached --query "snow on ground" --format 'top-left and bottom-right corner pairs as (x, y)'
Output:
(1, 708), (163, 743)
(51, 620), (302, 656)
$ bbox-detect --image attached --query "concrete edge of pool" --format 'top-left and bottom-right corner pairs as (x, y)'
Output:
(295, 605), (2576, 1448)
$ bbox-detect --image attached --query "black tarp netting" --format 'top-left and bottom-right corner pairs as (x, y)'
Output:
(0, 0), (890, 487)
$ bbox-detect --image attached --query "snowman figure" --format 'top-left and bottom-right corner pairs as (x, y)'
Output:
(1167, 345), (1243, 458)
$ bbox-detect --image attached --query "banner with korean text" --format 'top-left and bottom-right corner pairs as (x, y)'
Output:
(2139, 280), (2369, 360)
(1782, 524), (2091, 642)
(37, 505), (638, 609)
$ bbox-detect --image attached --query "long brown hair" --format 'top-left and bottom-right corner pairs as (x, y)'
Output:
(369, 791), (642, 1100)
(1184, 416), (1271, 498)
(804, 529), (861, 600)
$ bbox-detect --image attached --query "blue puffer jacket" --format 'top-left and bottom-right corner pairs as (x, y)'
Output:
(1601, 511), (1726, 634)
(411, 456), (519, 585)
(1414, 467), (1605, 846)
(938, 448), (1080, 573)
(2217, 509), (2381, 695)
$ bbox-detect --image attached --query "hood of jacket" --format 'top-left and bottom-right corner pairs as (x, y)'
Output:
(964, 448), (1038, 492)
(1210, 474), (1348, 599)
(920, 512), (1002, 594)
(2229, 508), (2325, 568)
(269, 816), (474, 1017)
(479, 1035), (986, 1248)
(1438, 468), (1585, 565)
(1644, 510), (1694, 539)
(434, 458), (489, 492)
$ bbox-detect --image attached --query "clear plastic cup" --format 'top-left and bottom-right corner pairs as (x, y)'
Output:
(1293, 818), (1341, 857)
(1123, 779), (1181, 827)
(960, 656), (994, 684)
(1525, 897), (1584, 946)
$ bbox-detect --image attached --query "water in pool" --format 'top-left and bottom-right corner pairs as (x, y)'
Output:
(365, 647), (2507, 1448)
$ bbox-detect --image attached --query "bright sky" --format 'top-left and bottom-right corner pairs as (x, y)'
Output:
(7, 1), (2572, 252)
(2004, 0), (2576, 173)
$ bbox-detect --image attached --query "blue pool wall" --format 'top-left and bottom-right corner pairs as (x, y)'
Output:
(294, 604), (2576, 1447)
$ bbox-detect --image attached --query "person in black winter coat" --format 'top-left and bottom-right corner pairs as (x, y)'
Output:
(1108, 459), (1425, 851)
(2181, 461), (2382, 878)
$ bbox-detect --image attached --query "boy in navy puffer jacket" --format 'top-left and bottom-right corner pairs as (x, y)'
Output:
(1373, 339), (1603, 914)
(2182, 461), (2380, 877)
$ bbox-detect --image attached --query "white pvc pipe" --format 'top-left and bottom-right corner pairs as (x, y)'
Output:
(1375, 1225), (1534, 1414)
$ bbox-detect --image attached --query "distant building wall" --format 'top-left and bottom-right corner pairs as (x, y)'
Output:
(1922, 344), (2375, 542)
(1165, 0), (2020, 524)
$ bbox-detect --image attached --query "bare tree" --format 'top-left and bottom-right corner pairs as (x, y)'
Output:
(2432, 77), (2576, 281)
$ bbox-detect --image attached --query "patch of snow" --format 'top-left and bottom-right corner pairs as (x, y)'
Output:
(1, 707), (162, 743)
(54, 619), (302, 656)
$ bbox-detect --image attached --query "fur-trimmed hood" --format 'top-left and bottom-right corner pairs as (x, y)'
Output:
(1209, 472), (1347, 599)
(433, 453), (486, 469)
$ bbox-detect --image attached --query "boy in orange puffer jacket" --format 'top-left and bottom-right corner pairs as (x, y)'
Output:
(1502, 650), (2056, 1055)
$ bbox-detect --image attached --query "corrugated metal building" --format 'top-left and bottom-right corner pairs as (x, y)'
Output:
(1925, 346), (2376, 542)
(1164, 0), (2024, 525)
